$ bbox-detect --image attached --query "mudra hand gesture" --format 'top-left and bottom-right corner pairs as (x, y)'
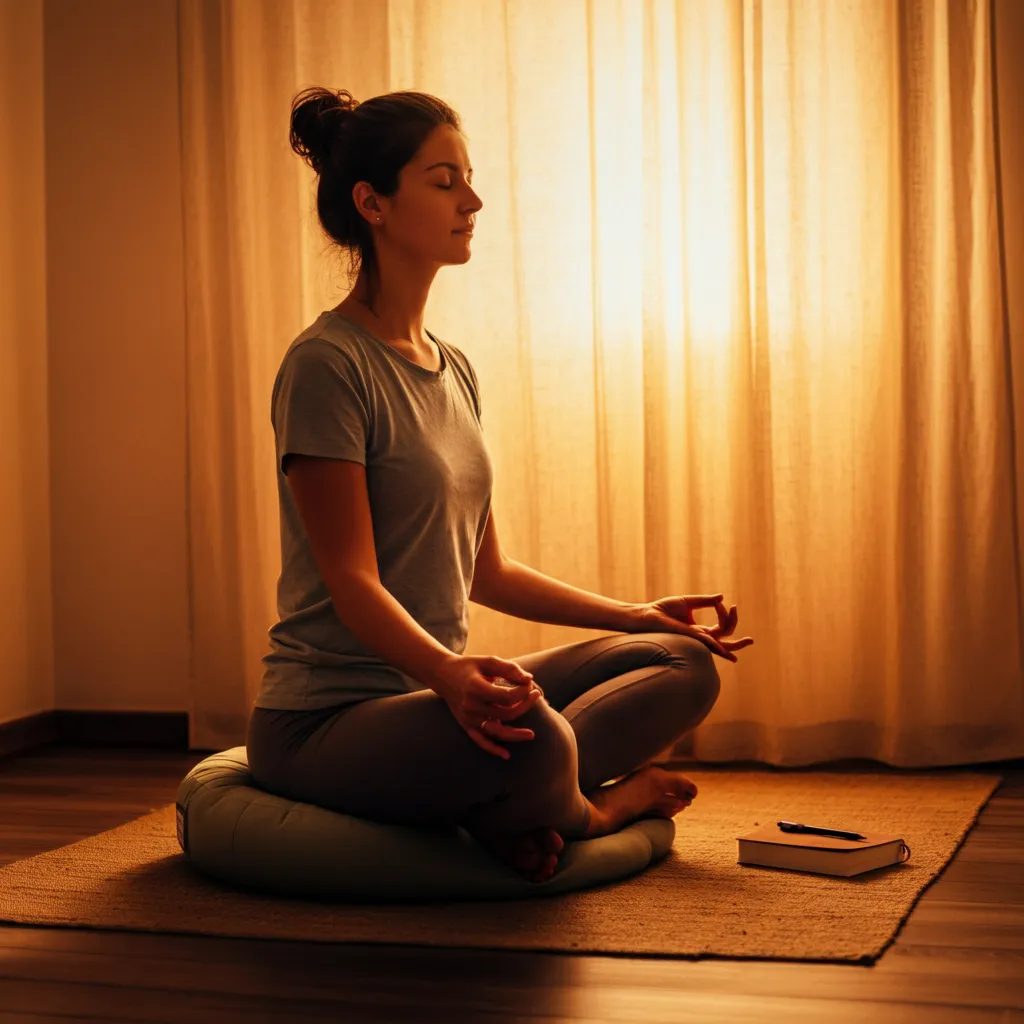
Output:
(429, 653), (543, 759)
(630, 593), (754, 662)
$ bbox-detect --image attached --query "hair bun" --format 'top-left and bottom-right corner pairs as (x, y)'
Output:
(289, 87), (358, 175)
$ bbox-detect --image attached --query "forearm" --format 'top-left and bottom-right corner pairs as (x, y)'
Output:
(473, 559), (639, 632)
(326, 572), (458, 693)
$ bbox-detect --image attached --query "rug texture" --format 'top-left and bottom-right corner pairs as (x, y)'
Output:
(0, 768), (1001, 963)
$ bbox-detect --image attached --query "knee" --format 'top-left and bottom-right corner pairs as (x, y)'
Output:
(683, 637), (721, 710)
(507, 697), (579, 781)
(694, 658), (721, 715)
(656, 631), (718, 671)
(653, 633), (722, 715)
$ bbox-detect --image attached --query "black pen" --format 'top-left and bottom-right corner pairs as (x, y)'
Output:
(777, 820), (866, 841)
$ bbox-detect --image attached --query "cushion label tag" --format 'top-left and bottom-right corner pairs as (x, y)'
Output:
(175, 802), (188, 854)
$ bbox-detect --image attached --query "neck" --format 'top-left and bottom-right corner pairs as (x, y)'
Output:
(352, 268), (434, 346)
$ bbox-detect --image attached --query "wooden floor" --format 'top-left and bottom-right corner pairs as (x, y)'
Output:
(0, 745), (1021, 1023)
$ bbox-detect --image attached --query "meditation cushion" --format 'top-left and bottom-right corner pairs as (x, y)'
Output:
(175, 747), (675, 902)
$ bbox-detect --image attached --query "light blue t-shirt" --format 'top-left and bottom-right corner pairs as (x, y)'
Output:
(254, 309), (494, 711)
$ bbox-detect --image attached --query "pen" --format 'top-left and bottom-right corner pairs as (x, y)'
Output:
(777, 820), (866, 841)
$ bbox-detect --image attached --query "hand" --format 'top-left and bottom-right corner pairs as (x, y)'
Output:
(430, 654), (545, 759)
(628, 593), (754, 662)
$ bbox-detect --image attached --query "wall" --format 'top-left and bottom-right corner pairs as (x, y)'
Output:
(0, 0), (191, 728)
(43, 0), (191, 715)
(0, 0), (54, 727)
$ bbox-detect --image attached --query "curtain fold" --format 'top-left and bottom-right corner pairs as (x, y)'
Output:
(179, 0), (1023, 766)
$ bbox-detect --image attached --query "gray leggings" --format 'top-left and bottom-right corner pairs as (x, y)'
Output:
(245, 631), (721, 840)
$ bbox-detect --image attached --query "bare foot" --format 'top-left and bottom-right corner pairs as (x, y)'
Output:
(464, 824), (565, 883)
(583, 765), (698, 838)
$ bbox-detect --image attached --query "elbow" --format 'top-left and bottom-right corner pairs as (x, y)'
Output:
(469, 560), (507, 605)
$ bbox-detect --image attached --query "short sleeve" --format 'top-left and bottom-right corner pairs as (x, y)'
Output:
(272, 339), (370, 475)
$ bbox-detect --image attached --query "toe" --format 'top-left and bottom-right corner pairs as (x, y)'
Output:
(673, 779), (697, 801)
(536, 826), (564, 855)
(510, 835), (543, 872)
(530, 852), (558, 882)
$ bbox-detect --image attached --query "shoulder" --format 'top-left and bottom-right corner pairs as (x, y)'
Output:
(278, 319), (373, 386)
(270, 333), (375, 429)
(284, 319), (365, 366)
(434, 335), (478, 384)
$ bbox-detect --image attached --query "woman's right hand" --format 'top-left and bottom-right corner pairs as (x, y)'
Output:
(430, 654), (544, 759)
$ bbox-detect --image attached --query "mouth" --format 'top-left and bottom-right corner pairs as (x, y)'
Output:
(453, 229), (474, 235)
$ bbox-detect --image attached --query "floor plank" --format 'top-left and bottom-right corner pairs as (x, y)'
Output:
(0, 933), (1023, 1009)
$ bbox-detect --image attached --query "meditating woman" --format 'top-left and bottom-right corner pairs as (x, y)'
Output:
(245, 86), (754, 884)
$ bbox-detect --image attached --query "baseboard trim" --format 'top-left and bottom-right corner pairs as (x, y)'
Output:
(0, 710), (189, 762)
(0, 708), (1021, 773)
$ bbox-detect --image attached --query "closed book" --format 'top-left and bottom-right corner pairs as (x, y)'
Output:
(737, 825), (911, 877)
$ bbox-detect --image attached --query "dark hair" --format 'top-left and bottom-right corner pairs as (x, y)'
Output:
(289, 86), (463, 308)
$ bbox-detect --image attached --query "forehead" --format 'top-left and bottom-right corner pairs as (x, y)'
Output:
(418, 126), (472, 173)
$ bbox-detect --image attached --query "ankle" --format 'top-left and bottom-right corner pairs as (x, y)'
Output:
(581, 794), (615, 839)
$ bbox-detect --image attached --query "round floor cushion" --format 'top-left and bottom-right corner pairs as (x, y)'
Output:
(175, 747), (675, 903)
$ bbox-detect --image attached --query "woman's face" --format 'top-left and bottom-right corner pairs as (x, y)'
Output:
(358, 124), (483, 267)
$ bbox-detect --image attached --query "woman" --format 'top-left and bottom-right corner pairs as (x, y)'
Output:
(246, 86), (753, 885)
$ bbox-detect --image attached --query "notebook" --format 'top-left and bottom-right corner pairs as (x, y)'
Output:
(736, 824), (911, 877)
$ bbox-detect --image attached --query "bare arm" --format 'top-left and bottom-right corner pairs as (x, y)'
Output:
(286, 453), (458, 692)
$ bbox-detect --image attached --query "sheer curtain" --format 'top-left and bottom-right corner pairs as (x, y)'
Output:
(178, 0), (1023, 766)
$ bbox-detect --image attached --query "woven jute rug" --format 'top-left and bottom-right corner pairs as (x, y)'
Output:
(0, 768), (1000, 963)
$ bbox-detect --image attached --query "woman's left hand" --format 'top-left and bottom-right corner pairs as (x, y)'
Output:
(627, 594), (754, 663)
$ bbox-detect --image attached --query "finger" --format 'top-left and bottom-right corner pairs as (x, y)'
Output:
(473, 729), (511, 759)
(504, 664), (535, 684)
(724, 637), (755, 651)
(504, 669), (535, 685)
(477, 685), (541, 718)
(488, 678), (536, 706)
(487, 672), (534, 687)
(513, 683), (544, 705)
(487, 723), (536, 741)
(712, 599), (736, 637)
(698, 634), (736, 662)
(700, 624), (732, 646)
(687, 593), (725, 609)
(493, 688), (536, 712)
(492, 688), (543, 719)
(486, 670), (535, 695)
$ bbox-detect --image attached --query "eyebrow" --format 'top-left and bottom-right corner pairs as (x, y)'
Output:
(424, 161), (473, 175)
